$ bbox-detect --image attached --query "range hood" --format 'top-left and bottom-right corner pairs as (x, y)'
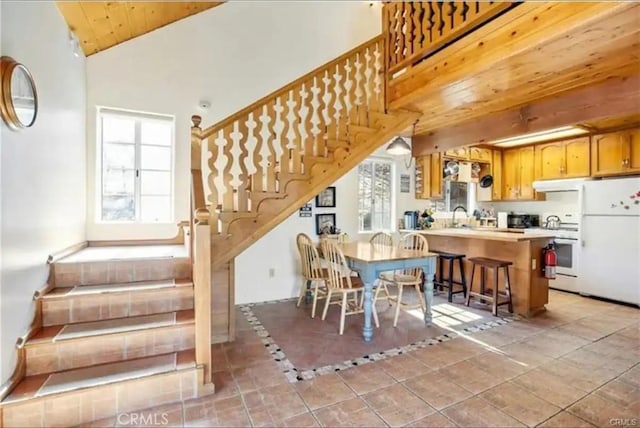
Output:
(533, 178), (590, 192)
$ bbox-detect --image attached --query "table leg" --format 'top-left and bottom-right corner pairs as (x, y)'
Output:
(423, 271), (434, 325)
(358, 266), (376, 342)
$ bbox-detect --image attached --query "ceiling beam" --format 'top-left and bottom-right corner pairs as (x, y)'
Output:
(411, 75), (640, 156)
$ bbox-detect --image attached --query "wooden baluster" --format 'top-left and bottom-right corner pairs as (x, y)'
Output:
(326, 65), (338, 142)
(302, 81), (316, 159)
(291, 87), (303, 174)
(375, 39), (385, 112)
(404, 2), (413, 60)
(336, 60), (349, 141)
(236, 119), (250, 212)
(433, 1), (443, 43)
(220, 125), (235, 212)
(365, 44), (377, 112)
(356, 51), (368, 126)
(316, 69), (328, 144)
(265, 102), (278, 192)
(397, 4), (405, 65)
(251, 108), (264, 193)
(206, 132), (220, 234)
(424, 2), (434, 45)
(279, 93), (291, 176)
(413, 2), (423, 54)
(347, 54), (358, 127)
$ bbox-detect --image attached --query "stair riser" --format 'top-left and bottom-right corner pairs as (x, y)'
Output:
(26, 325), (194, 376)
(42, 287), (194, 326)
(1, 367), (199, 428)
(53, 258), (191, 287)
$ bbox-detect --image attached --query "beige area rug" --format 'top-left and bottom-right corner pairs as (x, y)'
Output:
(54, 312), (176, 341)
(67, 279), (176, 295)
(36, 354), (177, 397)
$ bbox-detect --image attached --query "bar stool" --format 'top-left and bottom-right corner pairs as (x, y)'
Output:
(433, 252), (467, 302)
(465, 257), (514, 316)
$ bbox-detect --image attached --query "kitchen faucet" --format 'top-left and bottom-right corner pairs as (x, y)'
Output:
(451, 205), (468, 228)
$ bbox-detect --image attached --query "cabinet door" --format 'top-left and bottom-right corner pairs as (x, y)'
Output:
(591, 132), (626, 176)
(430, 153), (443, 198)
(518, 146), (536, 200)
(468, 147), (492, 162)
(563, 137), (590, 178)
(624, 129), (640, 173)
(501, 148), (520, 200)
(535, 142), (564, 180)
(491, 150), (502, 201)
(444, 147), (469, 160)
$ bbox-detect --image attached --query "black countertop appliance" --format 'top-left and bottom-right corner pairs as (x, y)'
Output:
(507, 214), (540, 229)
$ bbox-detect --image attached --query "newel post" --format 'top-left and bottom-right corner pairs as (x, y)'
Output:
(191, 114), (213, 393)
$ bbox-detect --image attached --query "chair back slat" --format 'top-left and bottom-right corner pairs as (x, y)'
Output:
(398, 233), (429, 278)
(370, 231), (394, 247)
(296, 233), (324, 280)
(320, 239), (352, 290)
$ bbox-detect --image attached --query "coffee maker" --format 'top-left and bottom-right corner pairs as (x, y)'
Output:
(404, 211), (419, 230)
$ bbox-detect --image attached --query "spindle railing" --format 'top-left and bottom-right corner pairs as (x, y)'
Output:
(384, 1), (515, 79)
(193, 36), (385, 237)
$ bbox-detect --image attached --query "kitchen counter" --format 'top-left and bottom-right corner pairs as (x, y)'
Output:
(416, 228), (556, 243)
(416, 229), (554, 317)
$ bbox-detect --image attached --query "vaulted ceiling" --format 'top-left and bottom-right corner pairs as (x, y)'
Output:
(56, 2), (224, 56)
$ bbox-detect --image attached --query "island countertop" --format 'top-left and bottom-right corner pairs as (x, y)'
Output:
(414, 228), (556, 243)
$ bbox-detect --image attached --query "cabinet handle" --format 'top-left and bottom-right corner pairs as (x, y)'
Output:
(623, 158), (630, 167)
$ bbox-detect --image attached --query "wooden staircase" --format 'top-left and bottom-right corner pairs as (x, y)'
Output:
(190, 36), (420, 269)
(0, 246), (206, 427)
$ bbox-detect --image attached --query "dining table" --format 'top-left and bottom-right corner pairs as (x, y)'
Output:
(336, 241), (438, 342)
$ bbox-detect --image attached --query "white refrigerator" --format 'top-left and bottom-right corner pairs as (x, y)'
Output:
(580, 177), (640, 305)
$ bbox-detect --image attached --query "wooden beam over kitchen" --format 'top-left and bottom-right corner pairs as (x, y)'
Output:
(412, 75), (640, 156)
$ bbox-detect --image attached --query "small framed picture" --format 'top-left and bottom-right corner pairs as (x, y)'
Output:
(316, 213), (337, 235)
(315, 186), (336, 208)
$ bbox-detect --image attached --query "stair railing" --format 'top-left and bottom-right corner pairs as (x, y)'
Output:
(191, 36), (385, 237)
(384, 2), (515, 81)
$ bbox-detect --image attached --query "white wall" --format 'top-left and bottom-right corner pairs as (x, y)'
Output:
(0, 2), (87, 383)
(86, 1), (382, 240)
(478, 191), (580, 217)
(235, 146), (421, 304)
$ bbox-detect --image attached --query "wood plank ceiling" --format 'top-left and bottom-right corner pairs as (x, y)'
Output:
(56, 2), (224, 56)
(387, 2), (640, 141)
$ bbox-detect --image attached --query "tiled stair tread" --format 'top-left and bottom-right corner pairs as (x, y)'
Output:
(43, 279), (191, 298)
(28, 310), (194, 344)
(3, 351), (197, 404)
(37, 353), (177, 396)
(56, 245), (188, 263)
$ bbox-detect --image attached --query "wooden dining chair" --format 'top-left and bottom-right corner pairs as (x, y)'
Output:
(296, 233), (329, 318)
(379, 232), (429, 327)
(369, 232), (395, 325)
(320, 239), (378, 334)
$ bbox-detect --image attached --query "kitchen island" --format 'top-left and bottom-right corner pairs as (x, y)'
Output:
(416, 228), (555, 316)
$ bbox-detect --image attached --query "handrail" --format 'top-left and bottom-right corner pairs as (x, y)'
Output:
(201, 35), (385, 139)
(385, 2), (515, 77)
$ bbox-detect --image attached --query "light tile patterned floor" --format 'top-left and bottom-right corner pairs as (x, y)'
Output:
(92, 290), (639, 427)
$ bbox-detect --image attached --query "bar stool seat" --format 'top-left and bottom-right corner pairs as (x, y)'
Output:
(465, 257), (514, 316)
(433, 251), (467, 303)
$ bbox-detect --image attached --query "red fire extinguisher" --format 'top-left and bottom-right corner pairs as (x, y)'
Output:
(542, 243), (557, 279)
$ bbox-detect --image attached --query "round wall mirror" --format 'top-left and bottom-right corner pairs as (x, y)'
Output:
(0, 56), (38, 130)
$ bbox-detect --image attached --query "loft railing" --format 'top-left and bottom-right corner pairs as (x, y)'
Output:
(384, 1), (515, 79)
(192, 36), (385, 235)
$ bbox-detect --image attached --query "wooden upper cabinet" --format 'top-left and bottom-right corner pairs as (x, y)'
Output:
(444, 147), (469, 160)
(430, 152), (443, 198)
(501, 146), (540, 200)
(535, 137), (590, 180)
(491, 150), (503, 201)
(591, 129), (640, 176)
(502, 148), (520, 200)
(468, 147), (492, 163)
(535, 141), (565, 180)
(518, 146), (535, 200)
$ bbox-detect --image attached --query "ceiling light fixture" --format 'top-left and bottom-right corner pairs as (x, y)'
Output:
(386, 136), (411, 155)
(492, 126), (589, 148)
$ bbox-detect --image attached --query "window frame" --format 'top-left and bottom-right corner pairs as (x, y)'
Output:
(96, 107), (176, 224)
(357, 157), (396, 234)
